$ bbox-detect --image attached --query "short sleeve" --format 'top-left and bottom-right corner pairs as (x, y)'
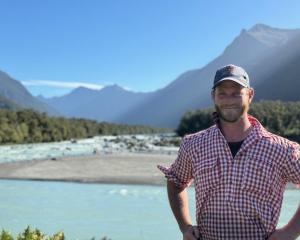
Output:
(282, 142), (300, 184)
(157, 136), (194, 188)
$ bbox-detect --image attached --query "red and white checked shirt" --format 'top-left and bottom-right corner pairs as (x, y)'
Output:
(158, 116), (300, 240)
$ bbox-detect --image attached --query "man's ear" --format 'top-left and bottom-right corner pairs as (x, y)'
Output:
(248, 88), (254, 103)
(211, 89), (215, 101)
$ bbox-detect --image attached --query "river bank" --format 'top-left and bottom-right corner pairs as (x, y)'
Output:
(0, 153), (175, 185)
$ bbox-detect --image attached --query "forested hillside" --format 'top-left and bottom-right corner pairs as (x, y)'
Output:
(0, 109), (169, 144)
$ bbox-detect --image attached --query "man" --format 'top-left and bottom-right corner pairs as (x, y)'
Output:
(158, 64), (300, 240)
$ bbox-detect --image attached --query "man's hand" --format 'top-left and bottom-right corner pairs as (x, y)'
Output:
(182, 225), (201, 240)
(268, 226), (298, 240)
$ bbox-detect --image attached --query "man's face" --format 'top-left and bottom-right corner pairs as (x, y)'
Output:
(212, 80), (254, 123)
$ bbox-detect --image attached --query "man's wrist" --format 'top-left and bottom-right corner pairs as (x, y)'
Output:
(284, 223), (300, 239)
(180, 223), (193, 234)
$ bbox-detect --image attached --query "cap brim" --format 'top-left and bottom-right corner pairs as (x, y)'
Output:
(213, 77), (249, 89)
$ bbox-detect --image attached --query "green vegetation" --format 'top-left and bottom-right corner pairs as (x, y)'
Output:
(0, 226), (111, 240)
(0, 227), (64, 240)
(0, 109), (170, 144)
(176, 100), (300, 142)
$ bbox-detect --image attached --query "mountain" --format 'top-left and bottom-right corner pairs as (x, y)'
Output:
(0, 70), (59, 115)
(40, 87), (101, 116)
(44, 84), (153, 122)
(41, 24), (300, 128)
(0, 94), (21, 110)
(72, 85), (154, 122)
(115, 24), (300, 128)
(251, 31), (300, 101)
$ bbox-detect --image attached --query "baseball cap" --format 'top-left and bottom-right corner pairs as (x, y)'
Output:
(213, 64), (250, 89)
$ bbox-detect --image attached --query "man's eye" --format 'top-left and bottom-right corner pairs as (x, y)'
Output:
(233, 93), (243, 97)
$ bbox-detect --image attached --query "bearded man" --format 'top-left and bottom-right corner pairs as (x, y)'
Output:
(158, 64), (300, 240)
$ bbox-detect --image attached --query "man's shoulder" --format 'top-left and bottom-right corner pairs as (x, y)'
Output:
(260, 129), (299, 152)
(182, 125), (217, 147)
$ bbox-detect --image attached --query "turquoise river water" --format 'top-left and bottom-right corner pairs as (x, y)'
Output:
(0, 180), (299, 240)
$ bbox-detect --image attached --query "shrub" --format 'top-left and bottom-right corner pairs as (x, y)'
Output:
(0, 227), (111, 240)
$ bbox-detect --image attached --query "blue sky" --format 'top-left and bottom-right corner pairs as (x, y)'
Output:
(0, 0), (300, 97)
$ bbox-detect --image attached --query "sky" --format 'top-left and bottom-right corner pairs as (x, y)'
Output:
(0, 0), (300, 97)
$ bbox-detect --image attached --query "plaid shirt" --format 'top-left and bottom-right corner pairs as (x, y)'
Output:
(158, 116), (300, 239)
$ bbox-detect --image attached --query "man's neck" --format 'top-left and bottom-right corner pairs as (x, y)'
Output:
(219, 115), (252, 142)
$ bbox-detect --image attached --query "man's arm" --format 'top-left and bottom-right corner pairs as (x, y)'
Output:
(268, 204), (300, 240)
(271, 144), (300, 239)
(167, 181), (200, 240)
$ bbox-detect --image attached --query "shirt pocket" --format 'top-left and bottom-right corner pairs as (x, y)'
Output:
(194, 156), (220, 192)
(242, 156), (278, 197)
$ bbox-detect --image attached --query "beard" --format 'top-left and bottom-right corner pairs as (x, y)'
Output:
(215, 103), (248, 123)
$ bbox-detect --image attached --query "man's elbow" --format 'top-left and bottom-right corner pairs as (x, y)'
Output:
(167, 180), (186, 193)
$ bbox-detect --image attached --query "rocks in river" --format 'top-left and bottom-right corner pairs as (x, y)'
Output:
(152, 137), (181, 147)
(99, 133), (180, 154)
(93, 148), (99, 154)
(0, 133), (180, 163)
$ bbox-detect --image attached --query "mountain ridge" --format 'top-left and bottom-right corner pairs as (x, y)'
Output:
(114, 24), (300, 127)
(2, 24), (300, 128)
(0, 71), (59, 115)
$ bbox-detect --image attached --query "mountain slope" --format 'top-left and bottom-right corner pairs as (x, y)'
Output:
(44, 85), (153, 122)
(116, 24), (300, 128)
(0, 95), (21, 110)
(68, 85), (153, 122)
(42, 87), (101, 115)
(253, 32), (300, 101)
(38, 24), (300, 128)
(0, 71), (59, 115)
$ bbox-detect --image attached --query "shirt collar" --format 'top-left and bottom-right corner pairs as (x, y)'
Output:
(212, 114), (271, 141)
(211, 115), (271, 156)
(247, 115), (271, 139)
